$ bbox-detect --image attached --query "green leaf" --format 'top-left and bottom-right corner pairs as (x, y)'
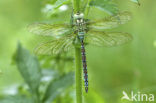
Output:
(42, 72), (74, 103)
(53, 0), (69, 9)
(50, 0), (58, 4)
(89, 0), (119, 15)
(43, 0), (70, 16)
(130, 0), (140, 5)
(0, 96), (33, 103)
(15, 43), (41, 93)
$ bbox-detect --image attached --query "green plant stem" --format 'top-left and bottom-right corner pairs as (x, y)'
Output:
(32, 90), (40, 103)
(75, 47), (82, 103)
(84, 0), (91, 18)
(73, 0), (80, 13)
(73, 0), (82, 102)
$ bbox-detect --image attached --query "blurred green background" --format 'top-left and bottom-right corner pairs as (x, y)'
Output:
(0, 0), (156, 103)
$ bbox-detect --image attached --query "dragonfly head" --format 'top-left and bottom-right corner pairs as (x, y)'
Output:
(74, 13), (84, 19)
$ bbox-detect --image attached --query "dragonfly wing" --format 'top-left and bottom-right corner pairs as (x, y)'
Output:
(35, 35), (75, 55)
(88, 11), (131, 30)
(28, 23), (72, 37)
(85, 31), (132, 47)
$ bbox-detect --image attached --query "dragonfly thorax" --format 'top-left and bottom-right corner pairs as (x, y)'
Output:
(73, 13), (87, 41)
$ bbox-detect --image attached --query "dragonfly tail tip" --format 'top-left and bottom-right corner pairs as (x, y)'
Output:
(85, 87), (88, 93)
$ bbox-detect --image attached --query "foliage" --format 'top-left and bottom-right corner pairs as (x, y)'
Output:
(16, 43), (41, 93)
(0, 95), (33, 103)
(7, 43), (74, 103)
(42, 72), (74, 103)
(130, 0), (140, 5)
(89, 0), (119, 15)
(43, 0), (140, 17)
(51, 0), (70, 9)
(42, 0), (71, 16)
(28, 7), (132, 103)
(0, 0), (143, 103)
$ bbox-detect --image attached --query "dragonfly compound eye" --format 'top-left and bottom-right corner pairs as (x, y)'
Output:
(79, 13), (84, 18)
(74, 13), (84, 19)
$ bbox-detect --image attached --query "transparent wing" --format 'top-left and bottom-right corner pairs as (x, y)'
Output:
(28, 23), (72, 37)
(88, 11), (131, 30)
(34, 35), (75, 55)
(85, 30), (132, 47)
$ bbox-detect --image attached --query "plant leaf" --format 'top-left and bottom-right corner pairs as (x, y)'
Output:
(15, 43), (41, 93)
(89, 0), (119, 15)
(53, 0), (70, 9)
(85, 31), (133, 47)
(130, 0), (140, 5)
(42, 72), (74, 103)
(0, 95), (33, 103)
(50, 0), (58, 4)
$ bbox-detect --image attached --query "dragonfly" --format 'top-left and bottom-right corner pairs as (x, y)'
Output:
(28, 11), (132, 93)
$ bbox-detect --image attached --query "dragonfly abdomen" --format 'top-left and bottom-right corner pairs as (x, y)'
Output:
(81, 40), (88, 93)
